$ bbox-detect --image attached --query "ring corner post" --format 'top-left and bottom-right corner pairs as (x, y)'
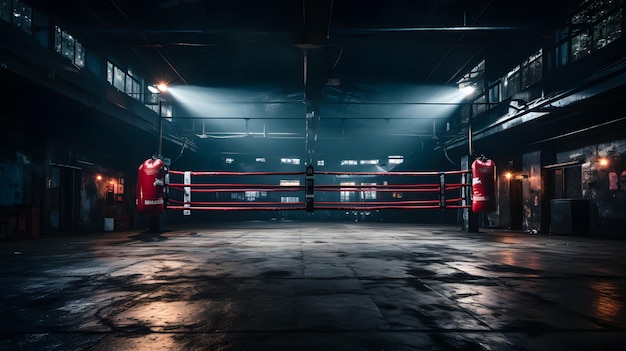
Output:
(461, 155), (479, 232)
(305, 165), (315, 213)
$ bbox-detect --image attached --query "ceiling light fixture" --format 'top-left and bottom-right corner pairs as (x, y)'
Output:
(148, 83), (169, 94)
(460, 85), (476, 96)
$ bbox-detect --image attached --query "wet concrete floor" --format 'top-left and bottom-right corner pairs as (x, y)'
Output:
(1, 221), (626, 350)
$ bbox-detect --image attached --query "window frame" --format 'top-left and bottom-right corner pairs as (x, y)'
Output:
(55, 25), (85, 69)
(106, 60), (144, 102)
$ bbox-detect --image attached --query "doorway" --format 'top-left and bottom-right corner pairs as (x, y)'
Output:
(49, 166), (80, 232)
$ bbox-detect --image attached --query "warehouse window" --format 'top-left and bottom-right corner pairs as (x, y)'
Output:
(502, 65), (521, 99)
(106, 61), (143, 101)
(1, 0), (32, 33)
(11, 0), (31, 33)
(571, 32), (591, 61)
(388, 156), (404, 165)
(145, 91), (172, 120)
(281, 158), (300, 165)
(594, 11), (622, 50)
(462, 51), (542, 113)
(361, 182), (377, 200)
(125, 69), (141, 100)
(565, 0), (623, 63)
(341, 160), (357, 166)
(488, 80), (501, 104)
(521, 49), (542, 89)
(55, 26), (85, 68)
(340, 182), (356, 202)
(245, 191), (266, 201)
(499, 49), (543, 100)
(360, 159), (378, 165)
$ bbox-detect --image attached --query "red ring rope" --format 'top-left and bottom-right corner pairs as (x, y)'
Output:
(168, 170), (305, 176)
(165, 167), (471, 212)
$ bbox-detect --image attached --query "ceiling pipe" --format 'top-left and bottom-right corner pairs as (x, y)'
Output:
(337, 25), (534, 33)
(162, 116), (456, 120)
(162, 100), (474, 105)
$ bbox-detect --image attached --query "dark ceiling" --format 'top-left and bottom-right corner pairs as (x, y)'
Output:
(26, 0), (578, 168)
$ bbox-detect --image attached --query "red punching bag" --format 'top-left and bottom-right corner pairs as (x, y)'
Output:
(471, 157), (496, 213)
(136, 158), (165, 215)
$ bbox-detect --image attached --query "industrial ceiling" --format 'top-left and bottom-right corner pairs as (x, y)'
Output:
(24, 0), (576, 169)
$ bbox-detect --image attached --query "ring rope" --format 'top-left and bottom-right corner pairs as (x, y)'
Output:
(165, 167), (471, 212)
(167, 205), (307, 211)
(168, 170), (305, 176)
(168, 187), (304, 193)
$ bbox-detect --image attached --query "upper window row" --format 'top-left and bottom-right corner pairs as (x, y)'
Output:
(107, 62), (141, 101)
(55, 26), (84, 68)
(0, 0), (31, 33)
(558, 0), (623, 65)
(2, 1), (151, 105)
(1, 2), (85, 69)
(463, 0), (622, 115)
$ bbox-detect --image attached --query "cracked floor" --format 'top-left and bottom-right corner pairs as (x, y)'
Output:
(1, 221), (626, 350)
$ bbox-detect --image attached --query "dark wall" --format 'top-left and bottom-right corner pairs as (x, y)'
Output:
(0, 68), (156, 234)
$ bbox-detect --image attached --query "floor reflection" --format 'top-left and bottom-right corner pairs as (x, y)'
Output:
(591, 281), (624, 326)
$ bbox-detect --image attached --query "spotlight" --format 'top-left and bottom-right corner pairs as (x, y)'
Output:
(504, 172), (513, 179)
(460, 85), (476, 96)
(148, 83), (168, 94)
(157, 83), (168, 92)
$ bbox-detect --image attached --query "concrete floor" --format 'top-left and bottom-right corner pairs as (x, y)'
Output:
(1, 221), (626, 350)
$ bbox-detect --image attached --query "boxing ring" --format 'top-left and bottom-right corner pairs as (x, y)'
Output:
(162, 167), (472, 215)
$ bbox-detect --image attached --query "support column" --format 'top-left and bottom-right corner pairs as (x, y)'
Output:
(305, 103), (320, 167)
(305, 165), (314, 213)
